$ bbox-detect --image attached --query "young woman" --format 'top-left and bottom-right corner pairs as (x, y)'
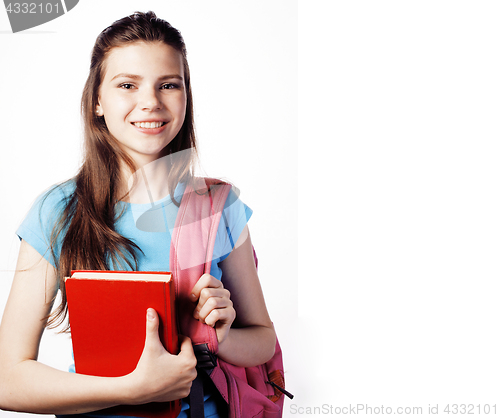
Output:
(0, 11), (276, 418)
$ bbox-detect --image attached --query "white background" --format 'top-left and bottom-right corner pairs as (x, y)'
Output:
(298, 0), (500, 416)
(2, 1), (500, 418)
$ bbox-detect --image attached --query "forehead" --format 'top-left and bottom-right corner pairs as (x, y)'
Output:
(102, 41), (184, 80)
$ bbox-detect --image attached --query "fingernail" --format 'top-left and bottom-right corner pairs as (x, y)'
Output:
(147, 309), (155, 321)
(190, 293), (197, 300)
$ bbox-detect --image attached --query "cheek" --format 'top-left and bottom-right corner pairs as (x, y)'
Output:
(102, 93), (134, 119)
(174, 95), (188, 123)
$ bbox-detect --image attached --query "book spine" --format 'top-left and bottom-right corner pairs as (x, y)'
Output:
(164, 282), (178, 354)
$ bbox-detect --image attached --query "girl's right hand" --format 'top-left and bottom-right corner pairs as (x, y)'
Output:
(126, 308), (197, 404)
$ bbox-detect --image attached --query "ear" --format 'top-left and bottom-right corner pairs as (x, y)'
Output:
(95, 102), (103, 117)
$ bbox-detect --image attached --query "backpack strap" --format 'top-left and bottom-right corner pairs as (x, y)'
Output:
(170, 177), (231, 351)
(170, 178), (232, 417)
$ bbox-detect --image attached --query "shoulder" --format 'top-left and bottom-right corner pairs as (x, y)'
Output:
(190, 177), (231, 195)
(36, 179), (76, 210)
(213, 181), (253, 263)
(24, 180), (76, 227)
(189, 177), (251, 214)
(20, 179), (75, 222)
(16, 179), (76, 266)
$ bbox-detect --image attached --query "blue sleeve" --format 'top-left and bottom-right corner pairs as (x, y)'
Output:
(209, 186), (253, 280)
(15, 182), (73, 268)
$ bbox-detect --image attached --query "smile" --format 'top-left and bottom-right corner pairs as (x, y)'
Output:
(132, 121), (166, 129)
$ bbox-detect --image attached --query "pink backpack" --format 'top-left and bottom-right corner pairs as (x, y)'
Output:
(170, 178), (292, 418)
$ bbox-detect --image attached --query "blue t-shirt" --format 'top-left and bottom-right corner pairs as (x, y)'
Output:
(16, 179), (252, 418)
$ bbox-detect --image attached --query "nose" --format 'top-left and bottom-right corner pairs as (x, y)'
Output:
(139, 87), (162, 111)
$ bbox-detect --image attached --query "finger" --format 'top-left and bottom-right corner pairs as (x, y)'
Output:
(195, 294), (232, 321)
(195, 287), (232, 314)
(194, 289), (231, 319)
(177, 335), (194, 355)
(144, 308), (167, 353)
(196, 287), (230, 309)
(177, 335), (197, 371)
(189, 274), (223, 302)
(145, 308), (159, 340)
(205, 306), (235, 328)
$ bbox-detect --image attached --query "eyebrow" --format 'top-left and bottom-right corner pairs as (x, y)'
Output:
(110, 73), (184, 82)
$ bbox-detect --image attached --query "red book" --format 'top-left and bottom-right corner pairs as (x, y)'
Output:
(65, 270), (181, 418)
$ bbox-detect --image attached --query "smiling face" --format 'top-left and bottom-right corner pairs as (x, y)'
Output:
(96, 41), (187, 167)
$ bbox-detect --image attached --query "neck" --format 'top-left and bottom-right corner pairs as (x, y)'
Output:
(122, 157), (171, 204)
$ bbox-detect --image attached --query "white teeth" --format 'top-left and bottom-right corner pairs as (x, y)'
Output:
(134, 121), (164, 128)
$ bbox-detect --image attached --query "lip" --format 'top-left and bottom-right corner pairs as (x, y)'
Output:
(131, 120), (168, 135)
(131, 119), (169, 123)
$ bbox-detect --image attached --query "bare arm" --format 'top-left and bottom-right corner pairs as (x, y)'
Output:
(191, 226), (276, 367)
(0, 240), (196, 414)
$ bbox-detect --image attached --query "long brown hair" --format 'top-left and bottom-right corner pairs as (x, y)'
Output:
(47, 11), (197, 330)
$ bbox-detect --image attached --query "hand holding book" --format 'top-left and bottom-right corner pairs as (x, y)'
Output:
(125, 309), (197, 405)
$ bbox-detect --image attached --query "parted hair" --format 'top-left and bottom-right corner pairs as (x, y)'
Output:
(47, 11), (197, 330)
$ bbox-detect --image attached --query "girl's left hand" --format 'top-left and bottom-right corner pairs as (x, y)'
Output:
(190, 274), (236, 344)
